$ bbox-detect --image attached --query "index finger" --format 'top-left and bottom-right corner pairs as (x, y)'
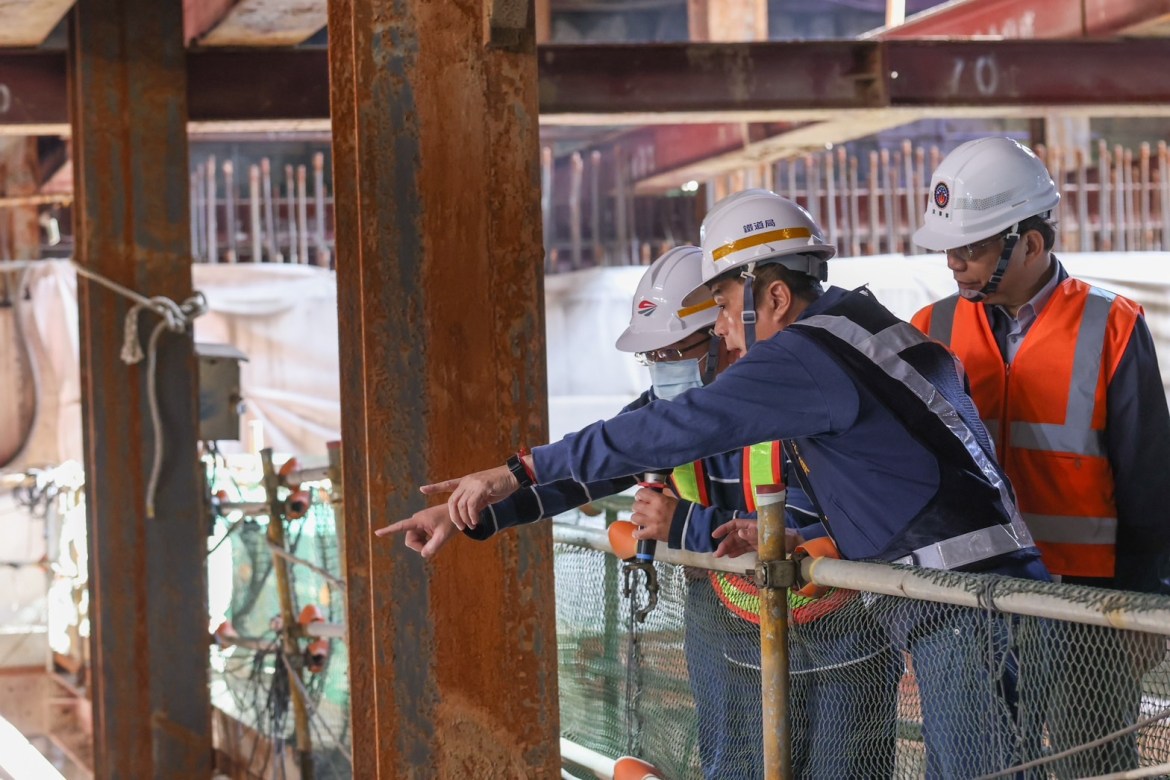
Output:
(711, 520), (738, 539)
(420, 478), (462, 495)
(374, 517), (415, 537)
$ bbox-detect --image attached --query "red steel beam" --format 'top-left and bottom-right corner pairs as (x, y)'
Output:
(328, 0), (559, 776)
(5, 39), (1170, 133)
(879, 0), (1086, 38)
(70, 0), (211, 775)
(881, 0), (1170, 38)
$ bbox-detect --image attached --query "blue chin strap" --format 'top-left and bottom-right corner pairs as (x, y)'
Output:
(966, 224), (1021, 303)
(740, 262), (758, 350)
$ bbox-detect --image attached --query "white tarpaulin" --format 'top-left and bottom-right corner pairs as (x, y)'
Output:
(3, 252), (1170, 470)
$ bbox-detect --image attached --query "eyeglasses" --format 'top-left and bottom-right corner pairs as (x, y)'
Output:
(635, 334), (712, 365)
(945, 233), (1007, 263)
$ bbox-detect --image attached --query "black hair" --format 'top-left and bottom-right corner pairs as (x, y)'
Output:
(1016, 214), (1057, 251)
(710, 259), (822, 305)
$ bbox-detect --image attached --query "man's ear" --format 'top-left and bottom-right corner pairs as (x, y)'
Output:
(1022, 229), (1046, 260)
(767, 279), (791, 325)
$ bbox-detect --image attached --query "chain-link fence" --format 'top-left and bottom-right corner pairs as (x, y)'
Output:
(554, 525), (1170, 779)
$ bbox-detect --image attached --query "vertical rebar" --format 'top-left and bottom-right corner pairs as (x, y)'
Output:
(223, 160), (238, 263)
(313, 152), (330, 267)
(1098, 140), (1112, 251)
(1076, 148), (1091, 251)
(297, 164), (309, 265)
(805, 154), (820, 225)
(615, 145), (628, 266)
(882, 148), (897, 254)
(249, 164), (262, 262)
(868, 150), (880, 255)
(1159, 142), (1170, 251)
(206, 154), (218, 263)
(757, 484), (791, 780)
(836, 147), (849, 257)
(849, 154), (861, 258)
(285, 163), (299, 264)
(1114, 144), (1126, 251)
(261, 157), (282, 262)
(1140, 143), (1152, 250)
(569, 152), (583, 270)
(824, 151), (837, 249)
(589, 150), (602, 266)
(902, 140), (916, 253)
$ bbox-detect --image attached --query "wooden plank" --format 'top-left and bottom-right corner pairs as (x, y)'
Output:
(0, 0), (74, 47)
(189, 0), (325, 46)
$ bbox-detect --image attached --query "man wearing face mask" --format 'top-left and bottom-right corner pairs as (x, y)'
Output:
(379, 245), (791, 777)
(911, 137), (1170, 777)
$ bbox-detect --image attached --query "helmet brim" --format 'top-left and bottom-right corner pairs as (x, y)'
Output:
(912, 224), (962, 252)
(613, 328), (674, 354)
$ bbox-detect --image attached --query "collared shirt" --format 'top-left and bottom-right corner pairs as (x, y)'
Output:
(987, 261), (1061, 363)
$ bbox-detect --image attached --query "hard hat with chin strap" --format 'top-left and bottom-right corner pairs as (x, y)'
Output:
(914, 137), (1060, 251)
(699, 189), (835, 285)
(615, 245), (718, 354)
(698, 189), (835, 348)
(914, 137), (1060, 302)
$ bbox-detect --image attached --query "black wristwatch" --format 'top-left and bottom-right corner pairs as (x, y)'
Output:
(506, 450), (535, 489)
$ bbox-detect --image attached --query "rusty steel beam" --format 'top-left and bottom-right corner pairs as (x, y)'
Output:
(328, 0), (558, 777)
(7, 39), (1170, 135)
(70, 0), (211, 776)
(538, 41), (885, 119)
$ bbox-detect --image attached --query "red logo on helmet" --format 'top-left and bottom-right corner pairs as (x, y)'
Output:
(933, 183), (950, 209)
(636, 299), (657, 317)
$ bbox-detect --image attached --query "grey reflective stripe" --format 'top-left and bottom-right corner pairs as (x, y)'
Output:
(799, 314), (1034, 565)
(1009, 421), (1106, 457)
(1011, 286), (1114, 457)
(928, 295), (959, 345)
(1023, 513), (1118, 545)
(891, 513), (1036, 571)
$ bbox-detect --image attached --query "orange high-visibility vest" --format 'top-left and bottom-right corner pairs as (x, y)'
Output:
(912, 278), (1141, 578)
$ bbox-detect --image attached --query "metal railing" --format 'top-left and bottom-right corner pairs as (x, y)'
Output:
(553, 507), (1170, 780)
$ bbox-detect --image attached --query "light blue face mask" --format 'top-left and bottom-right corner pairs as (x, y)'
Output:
(649, 358), (704, 401)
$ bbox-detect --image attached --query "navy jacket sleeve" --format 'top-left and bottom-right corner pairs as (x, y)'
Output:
(465, 390), (653, 541)
(1102, 317), (1170, 594)
(668, 502), (741, 553)
(532, 336), (855, 486)
(464, 476), (638, 540)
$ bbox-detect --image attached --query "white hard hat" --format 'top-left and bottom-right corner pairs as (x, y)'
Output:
(615, 245), (718, 354)
(698, 189), (835, 286)
(913, 137), (1060, 251)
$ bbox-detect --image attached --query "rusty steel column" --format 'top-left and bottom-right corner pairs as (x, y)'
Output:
(327, 1), (558, 777)
(69, 0), (211, 776)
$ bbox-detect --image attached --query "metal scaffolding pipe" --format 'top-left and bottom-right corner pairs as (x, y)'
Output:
(551, 524), (757, 576)
(802, 557), (1170, 635)
(756, 486), (792, 780)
